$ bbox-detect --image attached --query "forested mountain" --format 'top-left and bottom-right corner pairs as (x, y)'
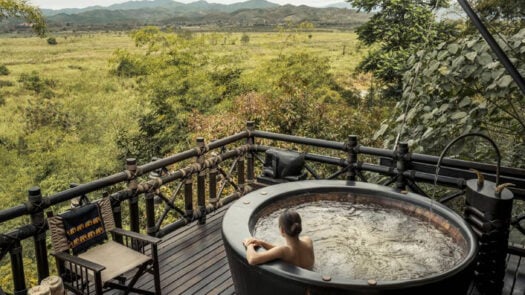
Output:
(40, 0), (280, 16)
(1, 0), (368, 32)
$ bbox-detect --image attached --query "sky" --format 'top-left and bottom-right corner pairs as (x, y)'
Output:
(29, 0), (344, 10)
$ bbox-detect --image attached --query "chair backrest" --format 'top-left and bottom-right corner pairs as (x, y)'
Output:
(48, 197), (115, 255)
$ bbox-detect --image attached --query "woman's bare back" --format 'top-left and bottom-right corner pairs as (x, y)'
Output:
(281, 236), (314, 270)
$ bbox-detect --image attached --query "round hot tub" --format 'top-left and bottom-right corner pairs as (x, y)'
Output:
(221, 180), (478, 295)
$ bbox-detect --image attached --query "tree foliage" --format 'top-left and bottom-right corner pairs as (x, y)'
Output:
(190, 51), (382, 148)
(472, 0), (524, 27)
(111, 27), (385, 161)
(348, 0), (454, 99)
(0, 0), (46, 36)
(111, 28), (245, 161)
(375, 28), (525, 167)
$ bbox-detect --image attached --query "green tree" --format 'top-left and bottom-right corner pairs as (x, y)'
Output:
(348, 0), (453, 99)
(189, 51), (383, 147)
(472, 0), (524, 30)
(375, 26), (525, 167)
(240, 33), (250, 45)
(0, 65), (9, 75)
(111, 28), (243, 160)
(0, 0), (47, 36)
(46, 36), (57, 45)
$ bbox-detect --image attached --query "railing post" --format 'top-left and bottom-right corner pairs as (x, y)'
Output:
(209, 165), (218, 207)
(145, 191), (156, 236)
(111, 195), (123, 244)
(396, 142), (409, 190)
(346, 135), (358, 181)
(184, 176), (193, 219)
(238, 156), (245, 193)
(126, 158), (140, 233)
(196, 137), (206, 224)
(146, 157), (162, 236)
(10, 240), (26, 295)
(246, 121), (255, 183)
(28, 187), (49, 283)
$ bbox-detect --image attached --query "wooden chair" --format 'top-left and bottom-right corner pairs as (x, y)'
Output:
(47, 197), (161, 295)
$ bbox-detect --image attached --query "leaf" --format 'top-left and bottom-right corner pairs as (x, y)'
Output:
(465, 51), (477, 62)
(451, 111), (467, 120)
(396, 113), (405, 123)
(477, 53), (493, 66)
(480, 72), (492, 83)
(463, 65), (478, 78)
(422, 127), (433, 139)
(437, 50), (449, 61)
(491, 68), (505, 80)
(439, 103), (450, 112)
(466, 39), (478, 48)
(422, 113), (433, 123)
(459, 97), (471, 108)
(373, 124), (389, 140)
(428, 61), (440, 73)
(486, 61), (499, 70)
(452, 56), (465, 68)
(448, 44), (459, 54)
(498, 75), (513, 88)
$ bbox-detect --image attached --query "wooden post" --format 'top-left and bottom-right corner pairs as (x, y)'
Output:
(196, 138), (206, 224)
(346, 135), (358, 181)
(127, 158), (140, 233)
(396, 142), (409, 190)
(10, 240), (26, 295)
(28, 187), (49, 283)
(246, 121), (255, 183)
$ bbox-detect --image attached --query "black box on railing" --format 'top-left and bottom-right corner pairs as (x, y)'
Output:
(258, 149), (307, 185)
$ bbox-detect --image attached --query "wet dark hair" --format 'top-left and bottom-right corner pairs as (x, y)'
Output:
(279, 209), (302, 238)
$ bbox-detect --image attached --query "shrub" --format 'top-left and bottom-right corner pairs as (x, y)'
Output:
(47, 37), (58, 45)
(18, 71), (56, 96)
(110, 50), (147, 77)
(0, 65), (9, 76)
(0, 80), (13, 87)
(241, 33), (250, 45)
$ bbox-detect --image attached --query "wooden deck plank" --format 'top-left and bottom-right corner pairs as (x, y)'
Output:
(177, 259), (230, 294)
(196, 267), (234, 294)
(512, 256), (525, 295)
(168, 251), (228, 294)
(503, 254), (521, 294)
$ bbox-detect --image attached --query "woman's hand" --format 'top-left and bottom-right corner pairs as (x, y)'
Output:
(243, 237), (261, 248)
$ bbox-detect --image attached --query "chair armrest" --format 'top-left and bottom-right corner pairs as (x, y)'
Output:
(52, 251), (106, 273)
(110, 228), (161, 245)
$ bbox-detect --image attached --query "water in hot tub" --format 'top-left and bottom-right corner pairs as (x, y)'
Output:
(253, 200), (465, 281)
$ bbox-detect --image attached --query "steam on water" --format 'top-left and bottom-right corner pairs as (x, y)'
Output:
(253, 200), (465, 281)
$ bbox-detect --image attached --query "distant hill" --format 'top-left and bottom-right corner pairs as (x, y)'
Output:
(2, 0), (369, 32)
(41, 0), (280, 16)
(325, 2), (354, 9)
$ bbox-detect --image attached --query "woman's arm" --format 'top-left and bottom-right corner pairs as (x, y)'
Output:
(245, 244), (285, 265)
(243, 237), (276, 250)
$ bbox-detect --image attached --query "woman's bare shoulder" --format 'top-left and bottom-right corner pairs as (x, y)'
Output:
(300, 236), (313, 246)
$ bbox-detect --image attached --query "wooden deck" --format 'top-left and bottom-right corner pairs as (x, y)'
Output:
(128, 204), (235, 294)
(111, 201), (525, 295)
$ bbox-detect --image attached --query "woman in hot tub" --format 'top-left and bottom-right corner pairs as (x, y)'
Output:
(243, 209), (314, 270)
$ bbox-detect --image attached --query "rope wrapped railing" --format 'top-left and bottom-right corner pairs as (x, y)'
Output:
(1, 121), (525, 295)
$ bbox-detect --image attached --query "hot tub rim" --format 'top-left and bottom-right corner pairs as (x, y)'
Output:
(221, 180), (478, 290)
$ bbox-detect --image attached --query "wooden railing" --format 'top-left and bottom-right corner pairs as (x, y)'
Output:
(1, 121), (525, 294)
